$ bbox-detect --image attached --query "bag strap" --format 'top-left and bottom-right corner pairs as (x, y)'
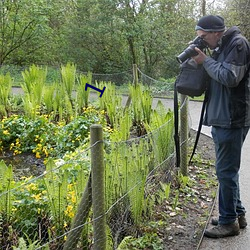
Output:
(174, 80), (180, 168)
(188, 91), (208, 164)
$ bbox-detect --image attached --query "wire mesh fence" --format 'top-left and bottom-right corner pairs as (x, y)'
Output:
(0, 120), (186, 249)
(0, 65), (190, 249)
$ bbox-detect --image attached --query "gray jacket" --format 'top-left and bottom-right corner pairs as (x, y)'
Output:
(203, 26), (250, 128)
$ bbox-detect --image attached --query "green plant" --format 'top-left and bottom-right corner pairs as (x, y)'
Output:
(105, 136), (153, 229)
(43, 84), (56, 114)
(109, 109), (132, 141)
(21, 65), (47, 118)
(76, 72), (92, 112)
(43, 159), (69, 222)
(157, 182), (171, 203)
(145, 100), (174, 163)
(97, 81), (122, 128)
(117, 233), (163, 250)
(178, 173), (191, 189)
(60, 63), (76, 102)
(13, 233), (49, 250)
(129, 83), (153, 127)
(0, 161), (15, 222)
(12, 176), (49, 241)
(172, 190), (180, 210)
(0, 73), (12, 117)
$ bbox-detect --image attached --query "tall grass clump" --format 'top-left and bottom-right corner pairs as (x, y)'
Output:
(129, 83), (153, 135)
(61, 63), (76, 103)
(145, 100), (175, 164)
(76, 72), (92, 113)
(21, 65), (47, 118)
(97, 81), (122, 128)
(0, 73), (12, 117)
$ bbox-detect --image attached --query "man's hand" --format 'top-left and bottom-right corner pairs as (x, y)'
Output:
(192, 47), (207, 64)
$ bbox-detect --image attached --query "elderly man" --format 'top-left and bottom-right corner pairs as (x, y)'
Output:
(192, 15), (250, 238)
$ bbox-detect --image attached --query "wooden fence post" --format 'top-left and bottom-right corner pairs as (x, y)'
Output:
(91, 124), (106, 250)
(125, 64), (138, 109)
(133, 64), (138, 85)
(63, 175), (92, 250)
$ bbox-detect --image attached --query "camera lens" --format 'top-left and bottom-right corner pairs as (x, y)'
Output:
(176, 44), (198, 63)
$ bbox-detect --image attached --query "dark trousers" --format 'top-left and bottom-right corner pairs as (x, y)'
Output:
(211, 126), (249, 225)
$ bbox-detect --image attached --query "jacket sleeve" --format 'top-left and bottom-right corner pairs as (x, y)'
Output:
(203, 37), (250, 87)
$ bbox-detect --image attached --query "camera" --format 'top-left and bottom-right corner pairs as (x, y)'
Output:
(176, 36), (208, 63)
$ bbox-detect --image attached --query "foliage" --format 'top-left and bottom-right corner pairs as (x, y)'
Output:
(61, 63), (76, 102)
(12, 176), (49, 241)
(0, 75), (178, 248)
(129, 83), (153, 135)
(0, 0), (52, 65)
(0, 73), (12, 117)
(21, 65), (47, 118)
(0, 148), (91, 248)
(0, 108), (102, 158)
(76, 71), (92, 111)
(0, 161), (15, 222)
(13, 235), (46, 250)
(97, 81), (123, 128)
(145, 100), (175, 163)
(117, 233), (163, 250)
(1, 0), (228, 78)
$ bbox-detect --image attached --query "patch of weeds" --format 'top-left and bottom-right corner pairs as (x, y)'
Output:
(117, 233), (163, 250)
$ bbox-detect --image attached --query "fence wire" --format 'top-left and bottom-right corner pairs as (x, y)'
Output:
(0, 67), (191, 249)
(0, 119), (185, 249)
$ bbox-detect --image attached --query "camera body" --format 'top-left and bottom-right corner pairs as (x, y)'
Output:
(176, 36), (208, 63)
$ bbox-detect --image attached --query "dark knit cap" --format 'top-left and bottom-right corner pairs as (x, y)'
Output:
(195, 15), (225, 32)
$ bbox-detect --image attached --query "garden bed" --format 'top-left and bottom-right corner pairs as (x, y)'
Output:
(0, 130), (217, 250)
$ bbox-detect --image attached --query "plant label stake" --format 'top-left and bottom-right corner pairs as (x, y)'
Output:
(85, 83), (106, 97)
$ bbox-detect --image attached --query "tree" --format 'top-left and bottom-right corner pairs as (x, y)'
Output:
(220, 0), (250, 39)
(0, 0), (48, 65)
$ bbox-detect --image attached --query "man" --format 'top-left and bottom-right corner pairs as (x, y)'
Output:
(192, 15), (250, 238)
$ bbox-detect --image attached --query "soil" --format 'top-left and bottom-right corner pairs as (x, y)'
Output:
(0, 152), (45, 180)
(159, 130), (217, 250)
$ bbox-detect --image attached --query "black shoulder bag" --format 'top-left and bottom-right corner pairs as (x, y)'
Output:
(175, 58), (208, 97)
(174, 58), (210, 168)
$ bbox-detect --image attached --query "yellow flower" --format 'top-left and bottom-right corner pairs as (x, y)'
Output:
(43, 147), (49, 157)
(36, 152), (41, 159)
(26, 183), (37, 191)
(14, 149), (22, 155)
(12, 207), (17, 212)
(3, 130), (9, 135)
(71, 195), (76, 204)
(32, 193), (42, 201)
(65, 205), (74, 218)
